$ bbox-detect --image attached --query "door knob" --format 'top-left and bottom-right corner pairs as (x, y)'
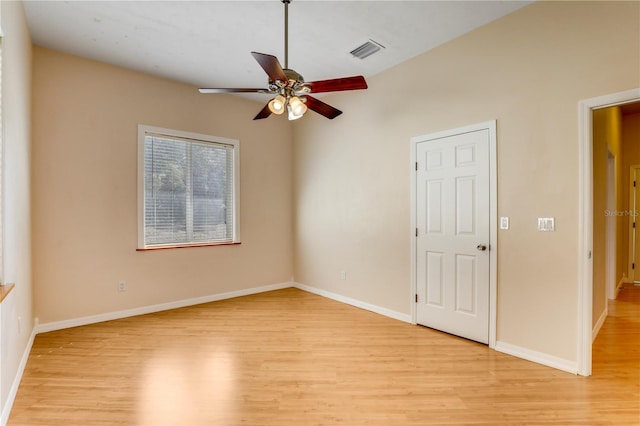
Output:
(477, 244), (487, 251)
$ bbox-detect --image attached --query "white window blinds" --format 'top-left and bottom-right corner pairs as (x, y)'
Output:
(139, 127), (239, 248)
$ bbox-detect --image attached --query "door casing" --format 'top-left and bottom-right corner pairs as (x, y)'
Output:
(605, 152), (617, 300)
(410, 120), (497, 349)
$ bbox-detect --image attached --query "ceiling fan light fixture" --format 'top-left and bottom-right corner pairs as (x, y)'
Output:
(287, 96), (307, 120)
(198, 0), (367, 121)
(268, 95), (286, 114)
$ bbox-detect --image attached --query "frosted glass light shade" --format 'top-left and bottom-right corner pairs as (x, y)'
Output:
(268, 95), (286, 114)
(287, 96), (307, 120)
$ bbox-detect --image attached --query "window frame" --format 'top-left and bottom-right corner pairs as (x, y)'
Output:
(137, 124), (241, 250)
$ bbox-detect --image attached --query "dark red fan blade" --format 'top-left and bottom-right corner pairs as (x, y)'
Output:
(305, 76), (367, 93)
(304, 96), (343, 119)
(251, 52), (287, 82)
(199, 88), (270, 94)
(253, 103), (272, 120)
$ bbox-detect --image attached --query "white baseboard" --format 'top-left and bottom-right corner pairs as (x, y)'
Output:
(293, 282), (412, 323)
(495, 340), (578, 375)
(1, 322), (38, 426)
(18, 280), (581, 416)
(592, 306), (608, 343)
(36, 282), (293, 334)
(614, 277), (626, 299)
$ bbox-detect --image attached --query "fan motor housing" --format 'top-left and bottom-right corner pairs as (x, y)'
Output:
(283, 68), (304, 84)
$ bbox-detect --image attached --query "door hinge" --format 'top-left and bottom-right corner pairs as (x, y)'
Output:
(415, 228), (418, 237)
(415, 162), (418, 171)
(634, 222), (636, 229)
(634, 180), (636, 188)
(633, 263), (636, 270)
(415, 294), (418, 303)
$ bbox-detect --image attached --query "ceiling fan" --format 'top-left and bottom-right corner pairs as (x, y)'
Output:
(198, 0), (368, 121)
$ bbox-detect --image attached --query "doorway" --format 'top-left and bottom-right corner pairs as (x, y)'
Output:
(578, 88), (640, 376)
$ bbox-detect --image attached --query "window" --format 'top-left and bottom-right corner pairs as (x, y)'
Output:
(138, 125), (240, 249)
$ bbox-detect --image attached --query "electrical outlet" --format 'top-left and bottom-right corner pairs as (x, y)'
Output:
(340, 271), (347, 280)
(118, 281), (126, 292)
(537, 217), (555, 232)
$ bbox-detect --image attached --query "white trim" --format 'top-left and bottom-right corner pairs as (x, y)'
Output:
(137, 125), (145, 249)
(409, 120), (498, 348)
(294, 282), (412, 324)
(0, 22), (5, 286)
(487, 121), (498, 349)
(1, 321), (37, 426)
(578, 87), (640, 377)
(35, 281), (413, 335)
(409, 135), (418, 325)
(614, 276), (626, 299)
(605, 152), (617, 300)
(36, 282), (291, 334)
(495, 341), (578, 375)
(592, 305), (608, 343)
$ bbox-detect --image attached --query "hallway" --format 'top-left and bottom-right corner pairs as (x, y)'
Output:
(593, 283), (640, 377)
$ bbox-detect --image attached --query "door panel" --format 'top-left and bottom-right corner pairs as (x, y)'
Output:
(416, 129), (490, 344)
(426, 252), (444, 306)
(456, 176), (476, 235)
(426, 180), (444, 233)
(455, 254), (477, 314)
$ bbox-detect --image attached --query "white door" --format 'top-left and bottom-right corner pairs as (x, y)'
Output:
(416, 128), (490, 344)
(629, 166), (640, 283)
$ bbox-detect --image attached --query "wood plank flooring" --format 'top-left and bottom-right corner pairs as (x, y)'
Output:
(8, 286), (640, 425)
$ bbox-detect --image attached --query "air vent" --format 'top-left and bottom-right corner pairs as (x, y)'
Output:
(350, 39), (385, 60)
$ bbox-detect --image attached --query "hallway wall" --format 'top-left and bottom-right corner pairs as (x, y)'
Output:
(592, 107), (622, 328)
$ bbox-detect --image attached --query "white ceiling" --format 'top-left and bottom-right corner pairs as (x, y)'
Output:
(23, 1), (531, 100)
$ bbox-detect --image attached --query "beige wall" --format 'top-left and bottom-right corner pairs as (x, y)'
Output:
(293, 1), (640, 363)
(32, 47), (293, 323)
(0, 0), (33, 418)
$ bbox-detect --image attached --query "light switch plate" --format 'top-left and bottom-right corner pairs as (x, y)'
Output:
(500, 217), (509, 230)
(538, 217), (555, 232)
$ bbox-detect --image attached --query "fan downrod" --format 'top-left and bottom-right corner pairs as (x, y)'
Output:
(282, 0), (291, 69)
(197, 0), (367, 121)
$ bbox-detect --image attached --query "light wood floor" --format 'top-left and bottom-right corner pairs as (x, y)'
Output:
(9, 285), (640, 425)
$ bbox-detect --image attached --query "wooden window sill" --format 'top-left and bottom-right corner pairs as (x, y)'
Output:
(0, 282), (15, 304)
(137, 241), (241, 251)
